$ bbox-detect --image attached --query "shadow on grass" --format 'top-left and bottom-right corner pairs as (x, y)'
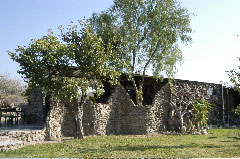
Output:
(201, 145), (221, 148)
(112, 144), (199, 151)
(227, 137), (240, 140)
(233, 145), (240, 148)
(220, 140), (238, 143)
(74, 143), (222, 153)
(208, 137), (217, 139)
(72, 144), (199, 153)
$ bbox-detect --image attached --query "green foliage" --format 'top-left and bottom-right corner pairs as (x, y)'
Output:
(8, 31), (73, 99)
(8, 19), (123, 102)
(192, 99), (213, 125)
(110, 0), (192, 77)
(90, 0), (192, 105)
(228, 57), (240, 93)
(59, 19), (124, 88)
(228, 57), (240, 117)
(234, 104), (240, 115)
(9, 17), (124, 139)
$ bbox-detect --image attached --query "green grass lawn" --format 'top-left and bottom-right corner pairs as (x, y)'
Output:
(0, 129), (240, 158)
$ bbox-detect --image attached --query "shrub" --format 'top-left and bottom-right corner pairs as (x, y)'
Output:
(192, 98), (213, 125)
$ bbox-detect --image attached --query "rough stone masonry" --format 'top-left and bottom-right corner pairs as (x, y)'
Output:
(14, 77), (240, 140)
(44, 77), (239, 140)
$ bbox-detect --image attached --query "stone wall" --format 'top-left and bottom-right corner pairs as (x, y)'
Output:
(0, 130), (45, 143)
(0, 129), (45, 152)
(107, 85), (149, 135)
(43, 98), (66, 140)
(20, 88), (44, 124)
(43, 78), (240, 140)
(44, 84), (170, 139)
(150, 82), (171, 132)
(164, 80), (223, 132)
(83, 103), (112, 135)
(83, 85), (168, 135)
(173, 80), (222, 126)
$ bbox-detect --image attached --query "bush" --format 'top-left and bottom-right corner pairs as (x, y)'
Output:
(234, 104), (240, 115)
(192, 98), (213, 125)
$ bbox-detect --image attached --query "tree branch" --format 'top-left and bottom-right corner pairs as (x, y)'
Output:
(131, 36), (145, 73)
(142, 38), (161, 75)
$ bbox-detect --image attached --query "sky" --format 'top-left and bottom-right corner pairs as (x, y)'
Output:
(0, 0), (239, 85)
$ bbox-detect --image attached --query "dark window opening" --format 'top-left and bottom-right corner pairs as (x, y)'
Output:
(121, 75), (168, 105)
(233, 91), (240, 109)
(96, 75), (168, 105)
(212, 88), (217, 95)
(95, 80), (115, 103)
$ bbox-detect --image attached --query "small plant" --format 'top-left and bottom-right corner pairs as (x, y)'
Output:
(192, 98), (213, 125)
(233, 104), (240, 115)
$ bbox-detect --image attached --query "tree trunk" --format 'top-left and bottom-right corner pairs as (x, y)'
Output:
(179, 115), (184, 131)
(74, 95), (86, 139)
(179, 113), (188, 133)
(197, 121), (200, 132)
(44, 92), (51, 121)
(132, 76), (144, 106)
(75, 104), (84, 139)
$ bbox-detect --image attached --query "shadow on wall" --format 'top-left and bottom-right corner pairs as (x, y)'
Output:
(61, 100), (77, 137)
(19, 88), (44, 124)
(105, 85), (149, 135)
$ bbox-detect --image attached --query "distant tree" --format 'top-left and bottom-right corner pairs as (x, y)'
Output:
(0, 73), (26, 107)
(9, 20), (123, 138)
(228, 57), (240, 116)
(91, 0), (192, 106)
(0, 73), (25, 95)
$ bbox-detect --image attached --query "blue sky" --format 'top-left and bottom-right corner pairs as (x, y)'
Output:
(0, 0), (239, 85)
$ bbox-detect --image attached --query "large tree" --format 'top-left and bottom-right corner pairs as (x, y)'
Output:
(59, 20), (125, 138)
(9, 31), (72, 119)
(91, 0), (192, 106)
(9, 19), (123, 138)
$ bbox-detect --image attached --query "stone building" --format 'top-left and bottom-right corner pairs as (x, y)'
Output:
(2, 77), (239, 151)
(42, 76), (240, 139)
